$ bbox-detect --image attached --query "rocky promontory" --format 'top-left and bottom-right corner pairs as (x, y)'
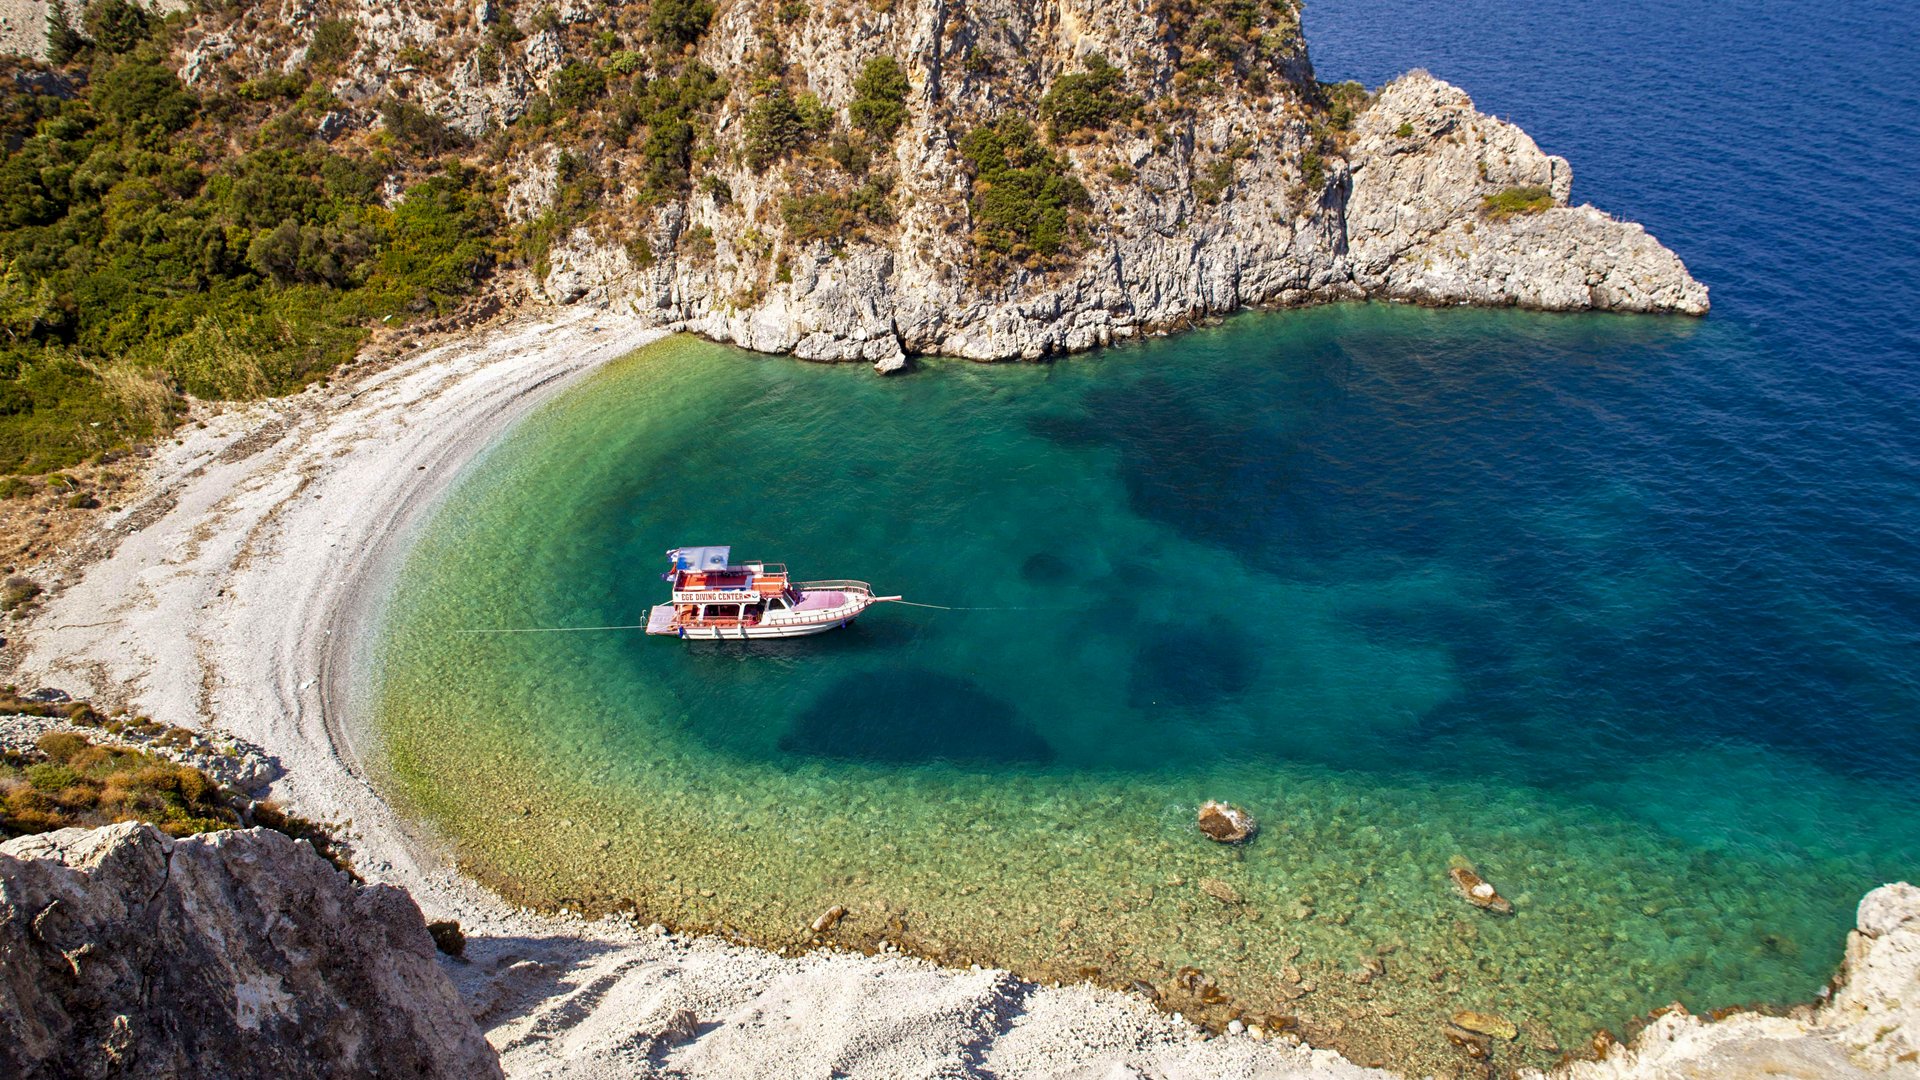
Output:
(2, 0), (1706, 378)
(0, 822), (501, 1080)
(546, 65), (1709, 369)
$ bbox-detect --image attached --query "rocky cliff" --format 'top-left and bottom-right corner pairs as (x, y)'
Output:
(1538, 883), (1920, 1080)
(0, 822), (502, 1080)
(4, 0), (1704, 374)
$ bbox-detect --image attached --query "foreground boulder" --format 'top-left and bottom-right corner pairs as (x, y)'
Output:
(0, 822), (502, 1080)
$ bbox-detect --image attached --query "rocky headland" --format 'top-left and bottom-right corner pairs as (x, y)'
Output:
(5, 0), (1707, 380)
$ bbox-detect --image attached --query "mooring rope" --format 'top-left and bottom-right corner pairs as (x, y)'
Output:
(879, 599), (1051, 611)
(456, 623), (650, 634)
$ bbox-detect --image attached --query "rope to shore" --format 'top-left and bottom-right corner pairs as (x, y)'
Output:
(879, 599), (1054, 611)
(456, 623), (650, 634)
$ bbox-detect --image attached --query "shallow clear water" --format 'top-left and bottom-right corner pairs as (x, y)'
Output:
(371, 1), (1920, 1072)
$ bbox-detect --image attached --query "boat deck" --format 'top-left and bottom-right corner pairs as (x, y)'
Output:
(644, 604), (679, 635)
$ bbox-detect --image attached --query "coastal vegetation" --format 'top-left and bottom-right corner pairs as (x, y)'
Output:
(1039, 54), (1138, 141)
(958, 117), (1089, 269)
(1481, 184), (1556, 218)
(2, 730), (235, 837)
(0, 4), (502, 475)
(0, 0), (1599, 478)
(0, 690), (347, 866)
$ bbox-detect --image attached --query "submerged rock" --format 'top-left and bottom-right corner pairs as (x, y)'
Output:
(1451, 1009), (1519, 1040)
(0, 822), (501, 1080)
(1197, 801), (1257, 844)
(1449, 860), (1516, 915)
(811, 904), (847, 933)
(1199, 878), (1244, 905)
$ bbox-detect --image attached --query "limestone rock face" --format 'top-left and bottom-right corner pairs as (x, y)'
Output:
(0, 822), (503, 1080)
(14, 0), (1708, 369)
(538, 66), (1707, 369)
(1545, 882), (1920, 1080)
(1346, 74), (1711, 315)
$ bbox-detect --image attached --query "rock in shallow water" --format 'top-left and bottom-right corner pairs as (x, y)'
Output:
(1449, 861), (1515, 916)
(811, 904), (847, 933)
(1451, 1010), (1519, 1041)
(1197, 800), (1257, 843)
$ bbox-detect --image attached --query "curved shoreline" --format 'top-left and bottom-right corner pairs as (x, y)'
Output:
(9, 308), (1911, 1079)
(8, 310), (1403, 1078)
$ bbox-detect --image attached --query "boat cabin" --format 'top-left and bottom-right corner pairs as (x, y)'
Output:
(665, 545), (791, 628)
(646, 545), (888, 639)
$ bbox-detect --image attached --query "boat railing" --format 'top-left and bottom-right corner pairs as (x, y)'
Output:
(795, 579), (874, 597)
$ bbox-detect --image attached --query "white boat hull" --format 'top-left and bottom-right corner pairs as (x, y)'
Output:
(645, 588), (890, 640)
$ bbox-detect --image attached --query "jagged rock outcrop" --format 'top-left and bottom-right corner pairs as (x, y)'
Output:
(3, 0), (1707, 371)
(1538, 883), (1920, 1079)
(0, 822), (503, 1080)
(1345, 74), (1708, 315)
(548, 55), (1706, 369)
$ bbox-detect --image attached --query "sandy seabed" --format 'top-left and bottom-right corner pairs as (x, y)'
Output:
(8, 307), (1395, 1079)
(12, 305), (1908, 1080)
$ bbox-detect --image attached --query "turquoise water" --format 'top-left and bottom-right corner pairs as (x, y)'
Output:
(372, 1), (1920, 1071)
(373, 311), (1919, 1073)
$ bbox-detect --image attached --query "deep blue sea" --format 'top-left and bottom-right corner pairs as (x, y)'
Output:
(368, 3), (1920, 1070)
(1301, 0), (1920, 821)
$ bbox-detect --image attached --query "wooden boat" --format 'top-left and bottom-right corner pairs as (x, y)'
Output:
(644, 546), (897, 640)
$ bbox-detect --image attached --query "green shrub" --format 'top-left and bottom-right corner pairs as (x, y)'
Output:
(1039, 54), (1136, 141)
(680, 223), (714, 259)
(94, 56), (199, 139)
(549, 60), (607, 110)
(1300, 150), (1325, 192)
(1319, 80), (1370, 131)
(26, 762), (80, 791)
(83, 0), (153, 55)
(45, 1), (88, 64)
(957, 117), (1088, 262)
(780, 175), (893, 243)
(742, 83), (831, 171)
(849, 56), (909, 141)
(606, 49), (645, 77)
(1394, 121), (1415, 138)
(1, 576), (41, 611)
(1194, 159), (1233, 203)
(379, 97), (464, 156)
(648, 0), (715, 50)
(0, 476), (32, 498)
(306, 19), (357, 69)
(367, 173), (498, 314)
(1481, 184), (1554, 218)
(620, 63), (725, 200)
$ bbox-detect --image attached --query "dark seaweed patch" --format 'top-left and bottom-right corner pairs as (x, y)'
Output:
(1021, 551), (1073, 583)
(1126, 617), (1255, 709)
(781, 669), (1054, 765)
